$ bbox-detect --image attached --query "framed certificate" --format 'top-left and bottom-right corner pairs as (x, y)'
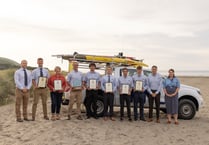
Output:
(38, 77), (47, 88)
(105, 83), (113, 93)
(54, 80), (62, 91)
(90, 79), (97, 89)
(121, 84), (129, 94)
(135, 81), (143, 91)
(72, 79), (82, 87)
(72, 79), (82, 90)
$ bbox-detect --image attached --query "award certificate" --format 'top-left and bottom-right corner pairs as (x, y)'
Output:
(72, 79), (82, 90)
(90, 79), (97, 89)
(135, 81), (143, 91)
(38, 77), (47, 88)
(121, 84), (129, 94)
(105, 83), (113, 93)
(54, 80), (62, 91)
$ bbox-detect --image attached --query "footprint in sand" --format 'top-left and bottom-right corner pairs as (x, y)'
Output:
(177, 138), (185, 143)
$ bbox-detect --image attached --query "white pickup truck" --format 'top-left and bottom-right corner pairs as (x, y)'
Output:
(67, 66), (204, 120)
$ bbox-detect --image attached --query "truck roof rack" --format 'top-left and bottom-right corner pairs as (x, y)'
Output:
(52, 52), (148, 70)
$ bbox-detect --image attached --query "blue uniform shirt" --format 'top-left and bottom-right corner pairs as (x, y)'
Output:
(84, 71), (101, 88)
(67, 70), (83, 87)
(32, 67), (49, 85)
(147, 73), (163, 94)
(101, 75), (117, 92)
(118, 76), (134, 90)
(132, 74), (148, 91)
(163, 77), (180, 89)
(14, 68), (32, 90)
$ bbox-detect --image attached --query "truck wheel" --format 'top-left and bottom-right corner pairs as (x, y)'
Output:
(90, 95), (105, 117)
(178, 99), (196, 120)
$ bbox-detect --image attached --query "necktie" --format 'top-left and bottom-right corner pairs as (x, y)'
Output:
(23, 69), (28, 86)
(40, 68), (43, 77)
(108, 75), (110, 83)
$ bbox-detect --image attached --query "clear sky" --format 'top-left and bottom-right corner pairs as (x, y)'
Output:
(0, 0), (209, 71)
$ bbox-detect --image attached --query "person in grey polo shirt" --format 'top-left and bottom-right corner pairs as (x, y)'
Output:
(147, 65), (163, 123)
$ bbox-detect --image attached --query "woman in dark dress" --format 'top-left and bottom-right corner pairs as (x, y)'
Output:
(163, 69), (180, 125)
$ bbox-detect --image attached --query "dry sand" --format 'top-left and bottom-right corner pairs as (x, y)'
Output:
(0, 77), (209, 145)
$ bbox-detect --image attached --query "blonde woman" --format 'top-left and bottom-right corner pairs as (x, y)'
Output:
(48, 66), (67, 121)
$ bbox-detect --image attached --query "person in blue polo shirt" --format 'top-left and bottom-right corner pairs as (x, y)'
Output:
(83, 62), (101, 119)
(101, 66), (117, 121)
(163, 68), (180, 125)
(147, 65), (162, 123)
(132, 66), (148, 121)
(118, 67), (133, 121)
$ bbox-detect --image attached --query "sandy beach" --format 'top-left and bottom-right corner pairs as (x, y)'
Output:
(0, 76), (209, 145)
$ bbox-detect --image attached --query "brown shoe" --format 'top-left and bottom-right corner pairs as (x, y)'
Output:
(23, 118), (30, 121)
(31, 117), (35, 121)
(51, 114), (56, 121)
(103, 117), (108, 121)
(147, 118), (153, 122)
(110, 117), (115, 121)
(56, 114), (60, 120)
(16, 119), (23, 122)
(77, 115), (83, 120)
(67, 115), (71, 120)
(156, 119), (160, 123)
(44, 116), (49, 120)
(174, 121), (179, 125)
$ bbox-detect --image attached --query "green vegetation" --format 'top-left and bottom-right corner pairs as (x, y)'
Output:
(0, 69), (16, 105)
(0, 57), (68, 106)
(0, 57), (19, 70)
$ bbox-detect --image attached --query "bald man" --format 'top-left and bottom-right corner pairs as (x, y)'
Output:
(67, 61), (84, 120)
(14, 60), (32, 122)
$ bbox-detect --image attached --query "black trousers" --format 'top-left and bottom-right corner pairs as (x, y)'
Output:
(50, 92), (63, 114)
(120, 94), (131, 118)
(104, 93), (114, 117)
(133, 91), (145, 119)
(148, 90), (160, 119)
(84, 90), (98, 117)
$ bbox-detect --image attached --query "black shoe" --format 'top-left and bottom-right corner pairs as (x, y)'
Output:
(16, 119), (23, 122)
(140, 118), (146, 121)
(128, 118), (132, 122)
(94, 116), (99, 119)
(120, 117), (124, 121)
(86, 116), (91, 119)
(134, 118), (138, 121)
(24, 118), (30, 121)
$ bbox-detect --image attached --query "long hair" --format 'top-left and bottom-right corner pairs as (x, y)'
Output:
(168, 68), (176, 78)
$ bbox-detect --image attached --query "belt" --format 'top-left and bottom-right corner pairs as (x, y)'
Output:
(37, 87), (46, 89)
(16, 88), (29, 93)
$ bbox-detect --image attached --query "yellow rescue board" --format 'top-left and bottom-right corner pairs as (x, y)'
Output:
(85, 55), (148, 67)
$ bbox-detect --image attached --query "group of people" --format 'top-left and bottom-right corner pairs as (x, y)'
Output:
(14, 58), (180, 125)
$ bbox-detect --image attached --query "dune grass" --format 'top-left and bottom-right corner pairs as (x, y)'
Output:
(0, 69), (16, 105)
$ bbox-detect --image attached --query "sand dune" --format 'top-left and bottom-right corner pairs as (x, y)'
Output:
(0, 77), (209, 145)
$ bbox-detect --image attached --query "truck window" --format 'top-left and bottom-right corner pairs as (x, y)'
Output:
(143, 70), (151, 76)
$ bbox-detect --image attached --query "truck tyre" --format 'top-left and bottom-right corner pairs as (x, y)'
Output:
(90, 95), (105, 117)
(178, 99), (196, 120)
